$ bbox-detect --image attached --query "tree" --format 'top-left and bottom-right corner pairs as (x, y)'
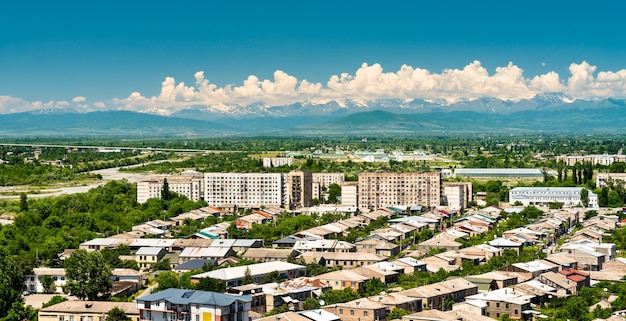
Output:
(242, 266), (253, 285)
(19, 192), (28, 212)
(0, 253), (25, 317)
(548, 202), (564, 210)
(41, 274), (56, 294)
(387, 307), (411, 320)
(327, 183), (341, 204)
(581, 188), (590, 207)
(152, 258), (172, 271)
(161, 178), (171, 201)
(42, 295), (68, 308)
(106, 306), (131, 321)
(195, 277), (226, 292)
(156, 271), (180, 291)
(303, 297), (321, 310)
(262, 270), (283, 284)
(65, 249), (112, 300)
(358, 277), (386, 297)
(610, 162), (626, 173)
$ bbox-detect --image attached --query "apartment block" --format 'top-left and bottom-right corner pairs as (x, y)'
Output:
(358, 172), (441, 210)
(137, 170), (204, 203)
(312, 172), (345, 200)
(442, 181), (473, 211)
(287, 170), (313, 209)
(341, 181), (358, 207)
(204, 173), (285, 208)
(262, 157), (293, 168)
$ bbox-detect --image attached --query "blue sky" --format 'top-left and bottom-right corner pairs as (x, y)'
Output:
(2, 1), (626, 114)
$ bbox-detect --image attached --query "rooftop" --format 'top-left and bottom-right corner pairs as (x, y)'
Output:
(137, 288), (251, 306)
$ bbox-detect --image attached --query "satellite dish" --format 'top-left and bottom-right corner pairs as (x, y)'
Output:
(319, 299), (325, 306)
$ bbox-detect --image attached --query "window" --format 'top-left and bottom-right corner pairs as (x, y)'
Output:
(364, 311), (369, 317)
(496, 302), (500, 308)
(350, 310), (354, 316)
(515, 309), (519, 315)
(339, 309), (343, 315)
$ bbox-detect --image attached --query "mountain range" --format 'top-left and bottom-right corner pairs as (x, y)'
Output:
(1, 93), (625, 136)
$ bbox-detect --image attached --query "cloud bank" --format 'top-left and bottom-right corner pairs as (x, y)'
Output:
(3, 61), (626, 115)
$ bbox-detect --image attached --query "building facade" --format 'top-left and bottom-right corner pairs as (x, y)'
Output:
(262, 157), (293, 168)
(340, 182), (358, 207)
(442, 182), (473, 211)
(204, 173), (285, 208)
(312, 172), (345, 201)
(508, 187), (598, 207)
(358, 172), (441, 210)
(137, 170), (205, 203)
(136, 288), (251, 321)
(287, 170), (313, 209)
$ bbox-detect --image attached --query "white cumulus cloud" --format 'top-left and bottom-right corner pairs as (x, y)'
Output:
(5, 60), (626, 115)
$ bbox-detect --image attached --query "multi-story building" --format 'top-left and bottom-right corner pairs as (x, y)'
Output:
(136, 288), (251, 321)
(204, 173), (285, 208)
(556, 154), (626, 166)
(287, 170), (313, 209)
(262, 157), (293, 168)
(358, 172), (441, 210)
(508, 187), (598, 207)
(312, 173), (345, 201)
(596, 172), (626, 187)
(137, 170), (204, 203)
(442, 182), (473, 211)
(340, 181), (358, 207)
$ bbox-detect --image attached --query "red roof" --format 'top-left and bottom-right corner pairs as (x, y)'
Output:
(559, 268), (589, 277)
(256, 211), (274, 219)
(567, 275), (587, 282)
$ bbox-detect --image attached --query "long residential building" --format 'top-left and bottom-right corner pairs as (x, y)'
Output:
(508, 187), (598, 207)
(139, 170), (450, 210)
(556, 154), (626, 166)
(137, 170), (205, 203)
(204, 173), (285, 208)
(358, 172), (441, 210)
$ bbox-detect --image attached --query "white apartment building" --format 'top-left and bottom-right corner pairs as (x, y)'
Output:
(312, 172), (345, 201)
(341, 182), (358, 207)
(358, 172), (441, 210)
(508, 187), (598, 207)
(442, 182), (473, 211)
(24, 268), (66, 294)
(596, 172), (626, 187)
(137, 170), (204, 203)
(262, 157), (293, 168)
(204, 173), (285, 208)
(556, 154), (626, 166)
(136, 288), (252, 321)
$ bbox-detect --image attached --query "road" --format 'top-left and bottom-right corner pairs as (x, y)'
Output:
(0, 164), (158, 199)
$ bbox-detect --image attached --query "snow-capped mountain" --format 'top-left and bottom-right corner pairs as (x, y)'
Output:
(169, 92), (581, 120)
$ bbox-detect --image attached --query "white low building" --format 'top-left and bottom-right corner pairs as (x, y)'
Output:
(508, 187), (598, 207)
